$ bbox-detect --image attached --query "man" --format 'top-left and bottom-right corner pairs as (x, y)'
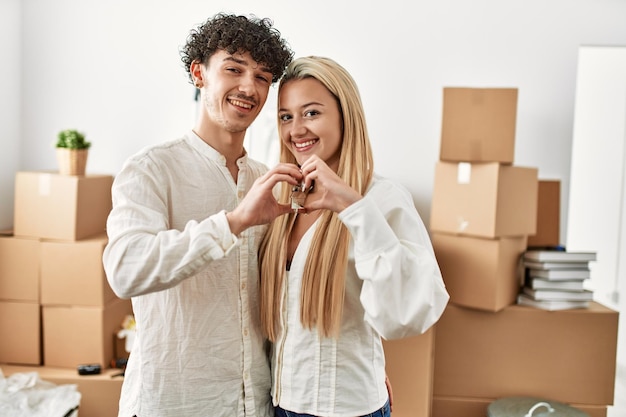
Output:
(103, 13), (297, 417)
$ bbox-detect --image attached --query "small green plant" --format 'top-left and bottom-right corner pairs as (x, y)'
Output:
(56, 129), (91, 149)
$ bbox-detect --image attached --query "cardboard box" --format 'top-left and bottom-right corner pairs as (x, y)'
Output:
(42, 298), (133, 368)
(431, 233), (527, 312)
(440, 87), (518, 163)
(14, 172), (113, 241)
(527, 179), (561, 247)
(432, 396), (607, 417)
(0, 301), (41, 365)
(430, 161), (538, 238)
(432, 396), (489, 417)
(0, 235), (40, 302)
(40, 234), (115, 307)
(382, 327), (435, 417)
(433, 302), (618, 405)
(1, 364), (123, 417)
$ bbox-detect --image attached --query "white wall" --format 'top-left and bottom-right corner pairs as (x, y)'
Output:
(567, 45), (626, 367)
(0, 0), (21, 231)
(3, 0), (626, 237)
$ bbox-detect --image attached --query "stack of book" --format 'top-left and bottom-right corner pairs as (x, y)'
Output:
(517, 248), (597, 311)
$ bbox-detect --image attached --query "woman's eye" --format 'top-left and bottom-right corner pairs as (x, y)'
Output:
(279, 114), (292, 122)
(304, 110), (319, 117)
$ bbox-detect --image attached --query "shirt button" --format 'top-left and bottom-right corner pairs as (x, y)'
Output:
(243, 328), (249, 337)
(241, 282), (247, 290)
(237, 191), (244, 199)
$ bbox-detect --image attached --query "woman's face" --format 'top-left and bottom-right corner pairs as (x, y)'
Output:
(278, 78), (343, 171)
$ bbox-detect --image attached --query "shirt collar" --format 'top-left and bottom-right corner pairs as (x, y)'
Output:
(185, 130), (249, 167)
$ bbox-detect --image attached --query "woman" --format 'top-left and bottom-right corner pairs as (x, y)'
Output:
(259, 56), (449, 417)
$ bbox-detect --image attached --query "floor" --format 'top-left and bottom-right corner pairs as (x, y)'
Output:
(608, 363), (626, 416)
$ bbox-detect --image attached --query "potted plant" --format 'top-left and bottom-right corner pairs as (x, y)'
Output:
(55, 129), (91, 175)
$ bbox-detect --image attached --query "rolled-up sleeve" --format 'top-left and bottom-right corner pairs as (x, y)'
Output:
(338, 178), (449, 340)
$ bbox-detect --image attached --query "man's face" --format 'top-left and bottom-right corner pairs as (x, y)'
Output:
(198, 49), (274, 133)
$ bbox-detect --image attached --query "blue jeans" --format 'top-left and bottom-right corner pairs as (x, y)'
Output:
(275, 399), (391, 417)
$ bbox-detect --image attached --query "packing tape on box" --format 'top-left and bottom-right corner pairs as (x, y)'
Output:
(457, 162), (471, 184)
(456, 217), (469, 232)
(38, 174), (52, 196)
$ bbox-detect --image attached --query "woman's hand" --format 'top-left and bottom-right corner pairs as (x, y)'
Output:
(298, 155), (361, 213)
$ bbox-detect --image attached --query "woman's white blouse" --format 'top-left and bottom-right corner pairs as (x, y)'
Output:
(270, 175), (449, 416)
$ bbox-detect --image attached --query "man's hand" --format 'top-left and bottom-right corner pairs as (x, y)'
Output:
(226, 163), (302, 235)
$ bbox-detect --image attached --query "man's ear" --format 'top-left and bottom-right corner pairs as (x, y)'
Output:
(190, 60), (204, 88)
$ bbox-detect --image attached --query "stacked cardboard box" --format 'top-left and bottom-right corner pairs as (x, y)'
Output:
(0, 171), (132, 370)
(430, 87), (538, 312)
(432, 302), (617, 417)
(428, 87), (617, 416)
(527, 179), (561, 247)
(382, 329), (435, 417)
(0, 231), (41, 365)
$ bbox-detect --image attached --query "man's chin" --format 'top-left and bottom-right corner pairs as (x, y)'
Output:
(224, 120), (253, 134)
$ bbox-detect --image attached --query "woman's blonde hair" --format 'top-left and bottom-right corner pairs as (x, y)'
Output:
(259, 56), (374, 340)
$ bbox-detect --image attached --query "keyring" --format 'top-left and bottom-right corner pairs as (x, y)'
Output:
(290, 180), (315, 212)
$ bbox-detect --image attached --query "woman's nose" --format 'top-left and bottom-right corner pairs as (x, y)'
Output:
(290, 116), (307, 136)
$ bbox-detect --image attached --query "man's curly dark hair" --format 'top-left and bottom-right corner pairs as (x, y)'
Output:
(180, 13), (294, 84)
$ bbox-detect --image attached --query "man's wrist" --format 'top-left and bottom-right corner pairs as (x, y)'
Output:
(226, 210), (244, 236)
